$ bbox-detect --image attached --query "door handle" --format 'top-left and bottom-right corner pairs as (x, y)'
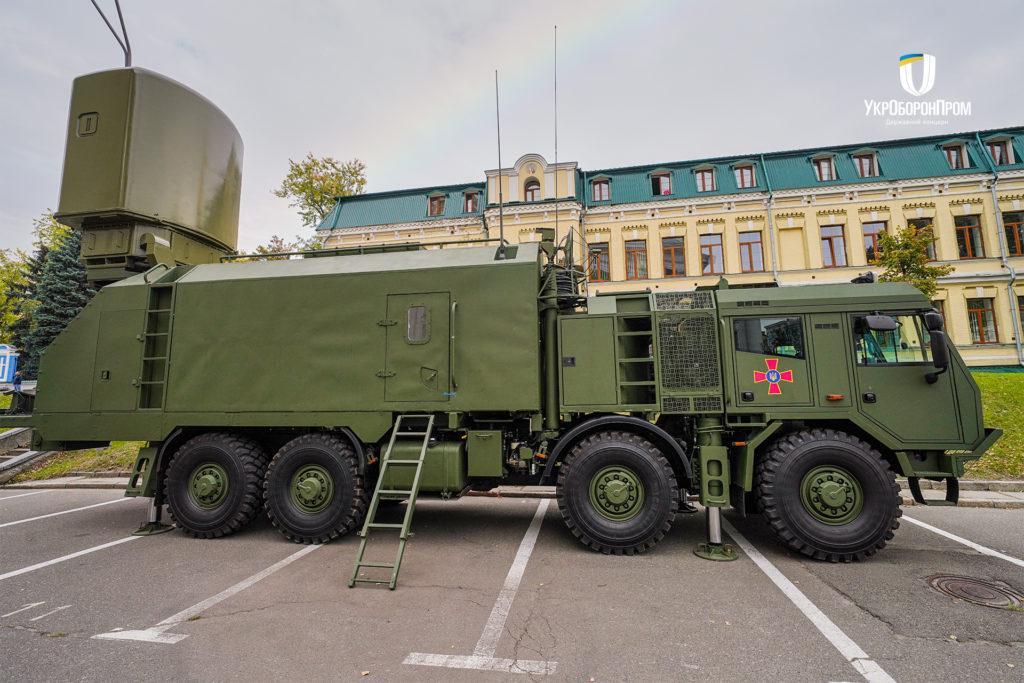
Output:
(862, 392), (876, 403)
(449, 301), (457, 390)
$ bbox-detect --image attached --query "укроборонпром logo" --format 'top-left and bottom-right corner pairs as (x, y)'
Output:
(898, 53), (936, 97)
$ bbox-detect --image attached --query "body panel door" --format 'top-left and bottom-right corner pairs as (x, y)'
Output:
(384, 293), (450, 402)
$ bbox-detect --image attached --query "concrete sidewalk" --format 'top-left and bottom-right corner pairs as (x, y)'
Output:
(3, 476), (1023, 508)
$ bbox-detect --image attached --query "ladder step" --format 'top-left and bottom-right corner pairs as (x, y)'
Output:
(355, 561), (396, 568)
(378, 489), (414, 495)
(367, 523), (404, 529)
(395, 431), (428, 436)
(382, 460), (422, 465)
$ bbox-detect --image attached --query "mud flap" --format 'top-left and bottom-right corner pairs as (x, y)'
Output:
(907, 476), (959, 506)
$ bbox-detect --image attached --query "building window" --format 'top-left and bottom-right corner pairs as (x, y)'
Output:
(1004, 211), (1024, 256)
(813, 157), (835, 181)
(524, 180), (540, 202)
(700, 234), (724, 275)
(428, 195), (445, 216)
(592, 180), (609, 201)
(625, 239), (648, 280)
(734, 165), (755, 188)
(695, 169), (715, 192)
(944, 144), (967, 170)
(464, 192), (478, 213)
(662, 237), (685, 277)
(738, 232), (764, 272)
(651, 173), (672, 196)
(988, 140), (1010, 165)
(862, 221), (886, 263)
(908, 218), (937, 261)
(821, 225), (847, 267)
(954, 214), (984, 259)
(966, 297), (998, 343)
(588, 243), (610, 282)
(854, 154), (877, 178)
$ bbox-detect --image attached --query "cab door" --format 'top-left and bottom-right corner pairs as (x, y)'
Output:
(384, 293), (450, 402)
(851, 312), (960, 442)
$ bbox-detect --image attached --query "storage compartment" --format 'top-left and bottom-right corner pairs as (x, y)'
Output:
(467, 430), (503, 477)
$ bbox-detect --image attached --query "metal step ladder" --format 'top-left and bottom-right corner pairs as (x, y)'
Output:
(349, 414), (434, 590)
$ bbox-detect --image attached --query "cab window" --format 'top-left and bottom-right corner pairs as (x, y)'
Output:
(852, 314), (931, 364)
(733, 317), (805, 359)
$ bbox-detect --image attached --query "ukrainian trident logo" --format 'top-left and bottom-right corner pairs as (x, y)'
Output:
(899, 53), (936, 97)
(754, 358), (793, 395)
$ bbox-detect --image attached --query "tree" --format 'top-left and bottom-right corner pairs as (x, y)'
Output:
(272, 153), (366, 228)
(0, 248), (29, 342)
(3, 245), (48, 353)
(875, 224), (953, 300)
(21, 230), (95, 378)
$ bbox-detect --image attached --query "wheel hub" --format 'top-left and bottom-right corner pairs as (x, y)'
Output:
(290, 465), (333, 514)
(800, 465), (864, 525)
(589, 466), (645, 521)
(188, 463), (229, 510)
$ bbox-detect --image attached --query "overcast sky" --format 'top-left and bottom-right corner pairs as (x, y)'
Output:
(2, 0), (1022, 254)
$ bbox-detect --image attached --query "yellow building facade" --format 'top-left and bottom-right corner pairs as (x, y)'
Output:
(318, 129), (1024, 367)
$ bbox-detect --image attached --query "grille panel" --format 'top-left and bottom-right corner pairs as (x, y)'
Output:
(655, 291), (714, 311)
(693, 396), (724, 412)
(661, 397), (691, 413)
(658, 314), (720, 390)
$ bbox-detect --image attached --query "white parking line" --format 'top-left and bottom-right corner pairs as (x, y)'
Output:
(721, 518), (896, 683)
(0, 497), (129, 528)
(405, 499), (557, 676)
(0, 491), (53, 502)
(0, 536), (140, 581)
(93, 544), (322, 644)
(903, 515), (1024, 568)
(2, 602), (45, 617)
(29, 604), (70, 621)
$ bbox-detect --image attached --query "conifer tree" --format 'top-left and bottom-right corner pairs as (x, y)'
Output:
(22, 231), (94, 378)
(4, 245), (49, 374)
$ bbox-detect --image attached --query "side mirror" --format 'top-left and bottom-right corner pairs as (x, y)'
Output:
(865, 314), (899, 331)
(926, 330), (949, 383)
(924, 311), (943, 331)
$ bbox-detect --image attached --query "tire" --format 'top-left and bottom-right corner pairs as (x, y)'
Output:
(755, 428), (901, 562)
(164, 432), (268, 539)
(556, 431), (679, 555)
(263, 433), (368, 544)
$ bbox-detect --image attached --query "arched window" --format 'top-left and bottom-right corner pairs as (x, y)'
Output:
(524, 179), (540, 202)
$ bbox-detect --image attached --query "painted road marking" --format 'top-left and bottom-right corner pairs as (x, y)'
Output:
(903, 515), (1024, 568)
(0, 536), (140, 581)
(93, 544), (321, 644)
(0, 491), (53, 502)
(405, 499), (556, 676)
(0, 497), (129, 528)
(2, 602), (45, 617)
(29, 604), (71, 621)
(722, 518), (896, 683)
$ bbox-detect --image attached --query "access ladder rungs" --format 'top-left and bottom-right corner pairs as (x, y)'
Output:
(382, 460), (421, 466)
(394, 431), (428, 436)
(367, 523), (404, 530)
(378, 490), (415, 497)
(354, 561), (396, 569)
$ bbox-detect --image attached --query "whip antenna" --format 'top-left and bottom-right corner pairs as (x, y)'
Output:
(554, 25), (560, 260)
(495, 70), (506, 260)
(90, 0), (132, 67)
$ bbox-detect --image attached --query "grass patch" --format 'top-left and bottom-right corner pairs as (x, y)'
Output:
(0, 394), (11, 410)
(966, 373), (1024, 479)
(10, 441), (142, 482)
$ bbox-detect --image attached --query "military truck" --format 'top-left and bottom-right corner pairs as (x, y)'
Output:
(2, 68), (1000, 579)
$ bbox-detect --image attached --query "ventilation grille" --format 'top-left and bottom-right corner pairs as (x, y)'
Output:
(693, 396), (724, 412)
(658, 313), (720, 390)
(655, 291), (714, 311)
(661, 397), (691, 413)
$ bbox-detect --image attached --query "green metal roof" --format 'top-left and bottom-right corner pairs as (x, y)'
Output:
(317, 181), (485, 231)
(318, 127), (1024, 229)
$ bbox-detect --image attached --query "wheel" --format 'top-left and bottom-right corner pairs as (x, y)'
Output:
(164, 432), (268, 538)
(755, 428), (901, 562)
(556, 431), (679, 555)
(263, 433), (368, 544)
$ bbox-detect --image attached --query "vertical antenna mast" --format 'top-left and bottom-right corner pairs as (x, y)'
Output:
(554, 25), (560, 259)
(495, 70), (506, 260)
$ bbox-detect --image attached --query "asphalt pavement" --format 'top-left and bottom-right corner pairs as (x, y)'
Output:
(1, 487), (1021, 682)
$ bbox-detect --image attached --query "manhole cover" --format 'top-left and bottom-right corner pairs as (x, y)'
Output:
(926, 574), (1024, 609)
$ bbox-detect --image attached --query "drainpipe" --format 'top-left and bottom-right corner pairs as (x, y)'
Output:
(975, 133), (1023, 367)
(759, 154), (781, 285)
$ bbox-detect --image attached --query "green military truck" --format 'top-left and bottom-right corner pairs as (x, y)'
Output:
(2, 68), (1000, 581)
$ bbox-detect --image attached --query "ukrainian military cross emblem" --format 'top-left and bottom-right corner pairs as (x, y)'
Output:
(754, 358), (792, 395)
